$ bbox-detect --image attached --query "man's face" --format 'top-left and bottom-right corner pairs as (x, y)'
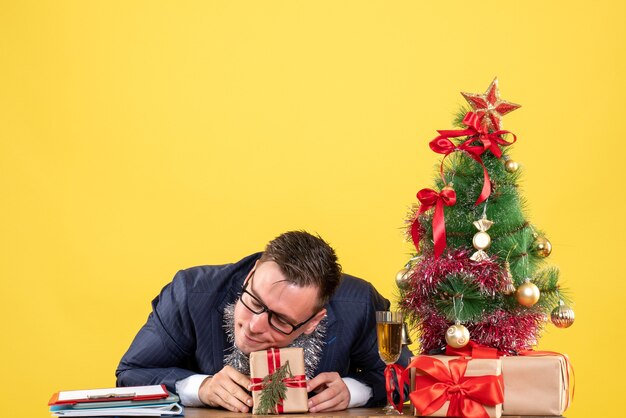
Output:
(233, 260), (326, 354)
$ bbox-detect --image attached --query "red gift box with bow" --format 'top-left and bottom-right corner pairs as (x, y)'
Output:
(408, 355), (504, 418)
(445, 343), (573, 416)
(249, 348), (308, 414)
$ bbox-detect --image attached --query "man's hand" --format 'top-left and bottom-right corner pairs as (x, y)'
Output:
(306, 372), (350, 412)
(198, 365), (253, 412)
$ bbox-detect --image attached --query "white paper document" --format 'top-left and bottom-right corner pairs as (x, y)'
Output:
(51, 402), (183, 416)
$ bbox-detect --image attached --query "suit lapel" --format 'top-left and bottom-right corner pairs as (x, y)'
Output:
(319, 303), (338, 370)
(211, 272), (246, 370)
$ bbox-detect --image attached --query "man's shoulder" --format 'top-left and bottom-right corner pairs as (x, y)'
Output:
(327, 273), (390, 323)
(175, 252), (261, 293)
(331, 273), (376, 301)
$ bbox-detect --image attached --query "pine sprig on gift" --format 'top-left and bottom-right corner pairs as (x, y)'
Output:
(255, 361), (292, 415)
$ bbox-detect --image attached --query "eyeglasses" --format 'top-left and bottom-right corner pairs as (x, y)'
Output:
(239, 272), (318, 335)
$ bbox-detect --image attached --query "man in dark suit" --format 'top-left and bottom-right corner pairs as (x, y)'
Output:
(117, 231), (408, 413)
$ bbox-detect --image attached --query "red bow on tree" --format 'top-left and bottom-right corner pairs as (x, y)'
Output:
(411, 186), (456, 258)
(428, 112), (517, 205)
(435, 112), (517, 159)
(429, 136), (491, 205)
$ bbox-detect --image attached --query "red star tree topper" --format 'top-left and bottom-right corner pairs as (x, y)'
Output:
(461, 77), (521, 131)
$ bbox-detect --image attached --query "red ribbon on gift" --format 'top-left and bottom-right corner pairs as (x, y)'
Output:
(249, 348), (307, 413)
(406, 356), (504, 418)
(385, 364), (406, 413)
(411, 187), (457, 258)
(445, 342), (504, 359)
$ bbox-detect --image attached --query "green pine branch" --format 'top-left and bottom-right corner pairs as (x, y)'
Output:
(255, 361), (292, 415)
(533, 267), (564, 311)
(453, 106), (472, 128)
(434, 274), (497, 322)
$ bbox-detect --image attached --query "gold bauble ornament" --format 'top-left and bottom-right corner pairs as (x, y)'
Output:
(445, 323), (470, 348)
(504, 159), (519, 173)
(551, 301), (575, 328)
(532, 236), (552, 258)
(395, 268), (411, 290)
(516, 279), (540, 307)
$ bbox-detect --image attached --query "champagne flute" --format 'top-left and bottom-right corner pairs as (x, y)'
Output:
(376, 311), (404, 415)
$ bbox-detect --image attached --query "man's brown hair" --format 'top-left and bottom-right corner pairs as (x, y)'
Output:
(259, 230), (342, 308)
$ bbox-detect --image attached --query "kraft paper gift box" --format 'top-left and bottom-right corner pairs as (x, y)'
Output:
(501, 355), (570, 416)
(409, 355), (503, 418)
(250, 347), (308, 414)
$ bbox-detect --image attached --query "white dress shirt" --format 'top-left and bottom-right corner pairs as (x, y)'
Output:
(175, 374), (373, 408)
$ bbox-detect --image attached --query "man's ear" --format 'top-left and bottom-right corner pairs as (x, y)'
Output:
(302, 308), (327, 335)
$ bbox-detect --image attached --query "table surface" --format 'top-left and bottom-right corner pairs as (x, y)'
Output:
(183, 406), (563, 418)
(183, 406), (401, 417)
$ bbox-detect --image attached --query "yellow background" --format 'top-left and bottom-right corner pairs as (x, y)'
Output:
(1, 1), (624, 417)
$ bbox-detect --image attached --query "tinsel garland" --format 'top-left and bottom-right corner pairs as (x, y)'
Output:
(400, 249), (545, 354)
(407, 248), (503, 296)
(222, 303), (326, 379)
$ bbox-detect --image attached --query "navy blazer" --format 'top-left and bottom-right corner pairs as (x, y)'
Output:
(116, 253), (409, 407)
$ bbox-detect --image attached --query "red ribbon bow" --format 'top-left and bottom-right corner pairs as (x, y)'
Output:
(429, 136), (490, 206)
(411, 187), (456, 258)
(443, 345), (574, 412)
(384, 364), (406, 413)
(406, 356), (504, 418)
(436, 112), (517, 159)
(249, 348), (307, 413)
(429, 112), (517, 205)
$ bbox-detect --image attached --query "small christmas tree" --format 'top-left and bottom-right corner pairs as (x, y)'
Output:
(398, 78), (575, 355)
